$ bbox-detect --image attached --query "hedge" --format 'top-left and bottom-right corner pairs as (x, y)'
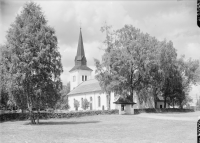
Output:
(0, 109), (119, 122)
(0, 108), (195, 122)
(134, 108), (194, 114)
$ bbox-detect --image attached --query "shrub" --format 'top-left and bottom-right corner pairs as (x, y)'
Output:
(0, 109), (119, 122)
(134, 108), (194, 114)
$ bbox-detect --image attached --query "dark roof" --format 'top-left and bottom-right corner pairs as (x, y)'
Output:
(68, 79), (102, 95)
(157, 96), (164, 101)
(113, 97), (136, 105)
(69, 65), (93, 72)
(74, 29), (87, 66)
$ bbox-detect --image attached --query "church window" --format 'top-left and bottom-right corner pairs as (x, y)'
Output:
(85, 75), (87, 81)
(90, 97), (92, 101)
(82, 75), (84, 81)
(98, 96), (101, 107)
(106, 95), (108, 107)
(81, 98), (83, 107)
(73, 76), (76, 82)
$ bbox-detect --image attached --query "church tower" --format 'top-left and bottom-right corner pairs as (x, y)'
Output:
(69, 29), (93, 91)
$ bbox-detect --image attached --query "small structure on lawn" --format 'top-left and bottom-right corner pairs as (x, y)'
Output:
(113, 97), (136, 115)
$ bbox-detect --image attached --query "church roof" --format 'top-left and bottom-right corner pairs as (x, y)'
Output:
(69, 65), (93, 72)
(113, 97), (136, 105)
(76, 29), (85, 61)
(68, 79), (102, 95)
(69, 28), (92, 72)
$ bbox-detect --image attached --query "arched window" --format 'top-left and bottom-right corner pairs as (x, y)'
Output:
(81, 98), (83, 107)
(82, 75), (84, 81)
(85, 75), (87, 81)
(98, 96), (101, 107)
(90, 97), (92, 102)
(73, 76), (76, 82)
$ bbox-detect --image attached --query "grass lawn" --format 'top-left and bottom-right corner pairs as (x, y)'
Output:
(0, 111), (199, 143)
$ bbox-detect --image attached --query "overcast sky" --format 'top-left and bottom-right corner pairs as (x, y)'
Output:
(0, 0), (200, 102)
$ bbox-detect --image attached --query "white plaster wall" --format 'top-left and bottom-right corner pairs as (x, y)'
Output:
(77, 70), (92, 85)
(110, 92), (117, 110)
(68, 91), (118, 111)
(70, 71), (79, 91)
(69, 70), (92, 91)
(157, 101), (169, 108)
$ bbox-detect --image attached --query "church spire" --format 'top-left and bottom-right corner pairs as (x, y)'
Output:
(75, 28), (87, 66)
(69, 28), (92, 73)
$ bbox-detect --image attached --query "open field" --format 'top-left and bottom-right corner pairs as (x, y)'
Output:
(0, 111), (199, 143)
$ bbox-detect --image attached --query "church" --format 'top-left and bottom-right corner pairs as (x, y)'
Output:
(67, 29), (167, 112)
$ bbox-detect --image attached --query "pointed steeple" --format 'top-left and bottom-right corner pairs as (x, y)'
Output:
(75, 28), (87, 66)
(69, 28), (93, 72)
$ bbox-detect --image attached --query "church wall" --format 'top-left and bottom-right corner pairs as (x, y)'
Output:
(68, 91), (117, 111)
(77, 70), (92, 85)
(157, 101), (169, 108)
(70, 70), (92, 91)
(70, 71), (79, 91)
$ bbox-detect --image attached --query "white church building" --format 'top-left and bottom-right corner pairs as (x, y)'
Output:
(67, 29), (118, 111)
(67, 29), (166, 112)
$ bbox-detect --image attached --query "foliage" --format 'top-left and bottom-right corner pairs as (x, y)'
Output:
(95, 25), (159, 101)
(82, 98), (90, 110)
(55, 82), (70, 110)
(74, 99), (80, 111)
(0, 109), (119, 122)
(134, 108), (194, 114)
(95, 24), (200, 108)
(0, 45), (10, 109)
(3, 2), (63, 124)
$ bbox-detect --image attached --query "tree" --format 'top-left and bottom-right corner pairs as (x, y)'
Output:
(74, 99), (80, 111)
(5, 2), (63, 124)
(95, 25), (161, 103)
(174, 56), (200, 108)
(82, 98), (89, 110)
(0, 45), (10, 109)
(95, 24), (199, 109)
(55, 82), (70, 110)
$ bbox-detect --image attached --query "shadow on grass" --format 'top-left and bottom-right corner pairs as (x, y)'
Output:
(24, 120), (100, 125)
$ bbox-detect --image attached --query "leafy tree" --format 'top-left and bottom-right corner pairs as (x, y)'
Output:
(5, 2), (63, 124)
(74, 99), (80, 111)
(55, 82), (70, 110)
(82, 98), (89, 110)
(0, 45), (10, 109)
(95, 24), (199, 109)
(95, 25), (161, 103)
(175, 56), (200, 108)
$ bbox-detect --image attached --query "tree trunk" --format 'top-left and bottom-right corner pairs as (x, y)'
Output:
(36, 109), (40, 124)
(154, 97), (157, 109)
(153, 88), (157, 108)
(28, 103), (36, 124)
(164, 93), (167, 108)
(179, 100), (183, 109)
(108, 92), (111, 110)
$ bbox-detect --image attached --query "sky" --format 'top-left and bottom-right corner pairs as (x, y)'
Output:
(0, 0), (200, 103)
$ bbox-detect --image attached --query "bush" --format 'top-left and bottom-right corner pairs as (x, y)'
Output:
(134, 108), (194, 114)
(0, 109), (119, 122)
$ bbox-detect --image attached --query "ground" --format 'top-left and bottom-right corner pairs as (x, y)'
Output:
(0, 111), (199, 143)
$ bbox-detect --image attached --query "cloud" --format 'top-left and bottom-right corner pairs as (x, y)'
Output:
(184, 43), (200, 60)
(1, 1), (199, 97)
